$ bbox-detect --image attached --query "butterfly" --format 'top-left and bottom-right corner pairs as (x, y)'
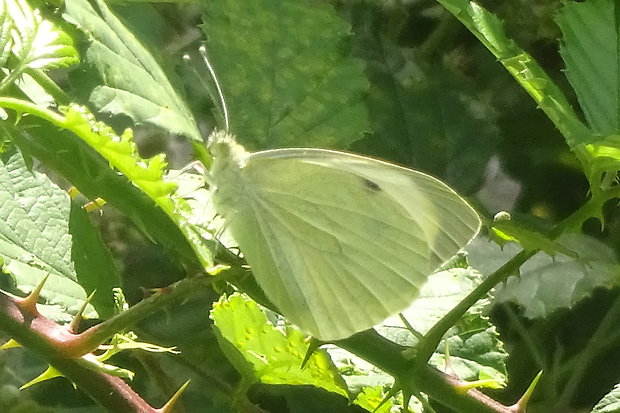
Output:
(208, 131), (480, 341)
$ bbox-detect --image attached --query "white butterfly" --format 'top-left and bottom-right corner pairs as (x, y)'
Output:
(209, 131), (480, 341)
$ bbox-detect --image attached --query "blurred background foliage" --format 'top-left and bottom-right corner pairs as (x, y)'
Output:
(4, 0), (617, 412)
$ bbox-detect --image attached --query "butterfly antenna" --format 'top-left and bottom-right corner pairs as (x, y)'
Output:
(199, 45), (229, 131)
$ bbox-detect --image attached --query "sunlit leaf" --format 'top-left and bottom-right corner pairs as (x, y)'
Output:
(6, 0), (78, 70)
(0, 1), (12, 67)
(0, 148), (95, 319)
(592, 382), (620, 413)
(0, 100), (213, 269)
(63, 0), (200, 141)
(211, 293), (348, 397)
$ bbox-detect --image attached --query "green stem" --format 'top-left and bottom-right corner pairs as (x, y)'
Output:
(0, 64), (26, 95)
(0, 265), (257, 411)
(555, 291), (620, 408)
(415, 249), (536, 367)
(0, 96), (65, 123)
(501, 303), (546, 370)
(25, 68), (71, 104)
(419, 10), (461, 58)
(78, 274), (219, 353)
(415, 188), (615, 367)
(339, 331), (513, 412)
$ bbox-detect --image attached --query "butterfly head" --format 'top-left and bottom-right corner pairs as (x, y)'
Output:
(207, 131), (250, 223)
(208, 131), (251, 168)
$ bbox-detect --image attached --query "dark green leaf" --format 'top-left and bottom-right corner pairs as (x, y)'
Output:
(352, 41), (497, 192)
(69, 203), (119, 319)
(202, 0), (369, 150)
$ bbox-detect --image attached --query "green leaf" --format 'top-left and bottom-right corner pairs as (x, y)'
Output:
(5, 0), (78, 70)
(378, 268), (507, 386)
(58, 104), (213, 269)
(555, 0), (620, 192)
(0, 148), (95, 319)
(202, 0), (369, 150)
(352, 386), (392, 413)
(327, 345), (394, 392)
(63, 0), (201, 141)
(1, 101), (213, 269)
(0, 2), (12, 68)
(435, 317), (507, 388)
(592, 382), (620, 413)
(556, 0), (620, 134)
(490, 214), (576, 257)
(381, 268), (484, 336)
(327, 349), (426, 412)
(353, 386), (423, 413)
(3, 105), (200, 272)
(468, 234), (620, 319)
(69, 202), (119, 319)
(211, 293), (348, 398)
(351, 35), (497, 192)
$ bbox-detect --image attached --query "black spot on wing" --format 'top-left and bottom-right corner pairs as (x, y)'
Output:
(362, 178), (382, 192)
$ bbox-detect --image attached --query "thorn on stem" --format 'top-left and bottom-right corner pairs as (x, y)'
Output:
(20, 365), (63, 390)
(70, 290), (96, 333)
(509, 371), (543, 413)
(15, 274), (50, 316)
(157, 380), (190, 413)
